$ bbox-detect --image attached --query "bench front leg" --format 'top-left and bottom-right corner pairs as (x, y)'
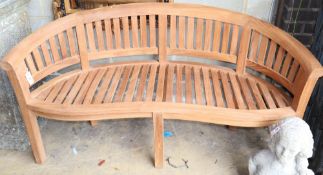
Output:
(22, 110), (46, 164)
(153, 113), (164, 168)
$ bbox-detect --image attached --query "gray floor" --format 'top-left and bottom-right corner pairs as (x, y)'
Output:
(0, 119), (269, 175)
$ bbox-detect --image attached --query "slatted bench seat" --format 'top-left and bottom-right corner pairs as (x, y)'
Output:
(1, 3), (322, 168)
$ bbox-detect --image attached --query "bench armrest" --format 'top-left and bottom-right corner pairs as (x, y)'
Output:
(292, 67), (323, 116)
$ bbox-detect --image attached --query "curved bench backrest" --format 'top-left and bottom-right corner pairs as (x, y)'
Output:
(1, 3), (321, 116)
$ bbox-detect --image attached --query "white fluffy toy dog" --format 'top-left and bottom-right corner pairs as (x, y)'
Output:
(249, 117), (314, 175)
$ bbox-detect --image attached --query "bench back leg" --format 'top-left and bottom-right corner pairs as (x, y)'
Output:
(22, 110), (46, 164)
(90, 121), (98, 127)
(153, 113), (164, 168)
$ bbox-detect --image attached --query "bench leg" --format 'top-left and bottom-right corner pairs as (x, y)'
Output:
(22, 110), (46, 164)
(90, 121), (97, 127)
(153, 113), (164, 168)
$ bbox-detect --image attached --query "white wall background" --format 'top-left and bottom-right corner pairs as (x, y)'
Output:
(175, 0), (277, 22)
(27, 0), (53, 31)
(27, 0), (277, 31)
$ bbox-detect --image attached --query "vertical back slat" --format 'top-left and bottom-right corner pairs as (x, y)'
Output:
(178, 16), (185, 49)
(287, 60), (300, 81)
(25, 55), (37, 74)
(58, 32), (68, 57)
(203, 19), (213, 51)
(158, 15), (167, 62)
(49, 37), (61, 62)
(280, 53), (292, 76)
(67, 28), (77, 56)
(221, 23), (230, 53)
(104, 19), (113, 49)
(113, 18), (122, 49)
(32, 48), (44, 70)
(273, 47), (285, 72)
(187, 17), (195, 49)
(140, 15), (147, 47)
(257, 36), (268, 64)
(249, 31), (260, 61)
(170, 15), (177, 49)
(265, 41), (277, 68)
(230, 25), (239, 55)
(40, 43), (52, 66)
(122, 17), (131, 49)
(212, 21), (222, 52)
(131, 16), (139, 48)
(195, 18), (204, 50)
(86, 22), (96, 52)
(149, 15), (156, 47)
(121, 16), (130, 48)
(95, 21), (105, 51)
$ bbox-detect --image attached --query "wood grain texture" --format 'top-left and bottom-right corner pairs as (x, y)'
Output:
(1, 3), (322, 166)
(153, 113), (164, 168)
(149, 15), (156, 47)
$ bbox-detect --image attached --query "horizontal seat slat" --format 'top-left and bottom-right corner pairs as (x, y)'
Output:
(176, 65), (183, 103)
(87, 69), (107, 102)
(146, 65), (157, 102)
(32, 62), (291, 112)
(63, 73), (88, 104)
(74, 70), (99, 104)
(114, 66), (132, 102)
(93, 67), (116, 104)
(229, 73), (246, 109)
(237, 76), (257, 110)
(104, 67), (123, 103)
(54, 76), (78, 104)
(124, 65), (141, 102)
(165, 65), (174, 102)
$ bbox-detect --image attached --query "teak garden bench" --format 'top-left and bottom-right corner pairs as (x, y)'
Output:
(1, 3), (323, 168)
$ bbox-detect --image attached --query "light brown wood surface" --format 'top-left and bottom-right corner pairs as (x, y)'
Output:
(0, 3), (322, 168)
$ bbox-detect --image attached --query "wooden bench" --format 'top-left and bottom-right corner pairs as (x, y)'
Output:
(1, 3), (322, 168)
